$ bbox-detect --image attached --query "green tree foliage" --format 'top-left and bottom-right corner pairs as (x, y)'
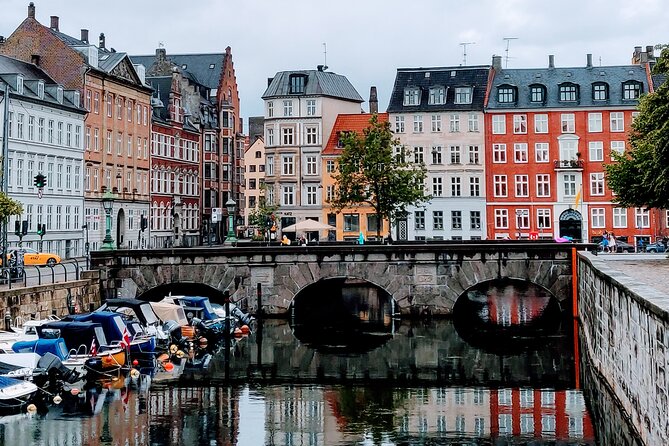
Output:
(247, 185), (279, 240)
(605, 47), (669, 208)
(331, 114), (429, 238)
(0, 192), (22, 222)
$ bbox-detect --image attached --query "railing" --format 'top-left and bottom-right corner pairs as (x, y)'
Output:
(0, 258), (82, 289)
(553, 159), (585, 169)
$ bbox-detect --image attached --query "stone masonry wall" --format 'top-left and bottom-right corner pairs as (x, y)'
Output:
(578, 252), (669, 445)
(0, 270), (101, 327)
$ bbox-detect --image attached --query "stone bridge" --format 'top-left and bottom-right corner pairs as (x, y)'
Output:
(90, 242), (591, 316)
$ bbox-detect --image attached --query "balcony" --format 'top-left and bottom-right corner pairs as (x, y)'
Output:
(553, 159), (584, 170)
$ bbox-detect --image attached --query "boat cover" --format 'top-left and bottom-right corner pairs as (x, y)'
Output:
(12, 338), (69, 361)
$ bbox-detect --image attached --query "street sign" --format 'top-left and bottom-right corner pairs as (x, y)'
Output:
(212, 208), (222, 223)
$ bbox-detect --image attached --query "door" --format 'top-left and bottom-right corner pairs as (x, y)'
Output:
(116, 208), (126, 248)
(559, 209), (582, 241)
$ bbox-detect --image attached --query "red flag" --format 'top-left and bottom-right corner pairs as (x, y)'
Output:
(119, 327), (131, 349)
(90, 338), (97, 356)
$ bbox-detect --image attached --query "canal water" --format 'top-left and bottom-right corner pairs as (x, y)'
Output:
(0, 282), (638, 445)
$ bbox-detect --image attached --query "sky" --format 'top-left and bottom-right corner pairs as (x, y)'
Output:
(1, 0), (667, 129)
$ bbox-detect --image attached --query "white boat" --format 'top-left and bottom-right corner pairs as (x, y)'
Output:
(0, 316), (60, 352)
(0, 376), (38, 411)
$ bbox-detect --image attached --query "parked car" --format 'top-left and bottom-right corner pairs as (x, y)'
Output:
(644, 241), (667, 253)
(8, 247), (61, 266)
(614, 240), (635, 253)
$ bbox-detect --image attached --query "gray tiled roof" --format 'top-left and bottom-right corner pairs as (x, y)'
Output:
(262, 70), (363, 102)
(387, 66), (491, 113)
(487, 65), (649, 109)
(97, 50), (127, 73)
(130, 54), (224, 90)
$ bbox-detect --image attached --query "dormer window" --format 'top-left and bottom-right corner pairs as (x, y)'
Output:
(289, 74), (307, 94)
(559, 83), (578, 102)
(16, 76), (24, 95)
(622, 81), (642, 100)
(497, 85), (516, 103)
(428, 86), (445, 105)
(592, 82), (609, 101)
(37, 81), (44, 99)
(529, 84), (546, 103)
(403, 87), (420, 106)
(57, 87), (64, 104)
(454, 87), (473, 104)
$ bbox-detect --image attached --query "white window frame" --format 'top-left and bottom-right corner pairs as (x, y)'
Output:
(588, 112), (603, 132)
(492, 115), (506, 134)
(534, 114), (548, 133)
(513, 114), (527, 134)
(493, 144), (507, 163)
(535, 143), (549, 163)
(613, 208), (627, 228)
(591, 208), (605, 228)
(589, 141), (604, 162)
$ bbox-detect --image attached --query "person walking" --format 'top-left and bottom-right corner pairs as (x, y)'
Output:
(609, 233), (617, 253)
(600, 234), (609, 253)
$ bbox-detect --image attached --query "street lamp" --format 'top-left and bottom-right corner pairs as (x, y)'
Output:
(225, 197), (237, 245)
(101, 189), (116, 250)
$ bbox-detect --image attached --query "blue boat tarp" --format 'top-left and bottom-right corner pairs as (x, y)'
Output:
(12, 338), (69, 361)
(174, 296), (217, 320)
(37, 321), (110, 352)
(64, 312), (127, 344)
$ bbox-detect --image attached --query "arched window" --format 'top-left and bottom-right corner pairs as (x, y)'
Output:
(558, 83), (579, 102)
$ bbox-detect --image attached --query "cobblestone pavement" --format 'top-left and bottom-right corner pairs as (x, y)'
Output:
(595, 252), (669, 297)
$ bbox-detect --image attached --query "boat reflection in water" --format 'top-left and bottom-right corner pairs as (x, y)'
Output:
(290, 278), (395, 354)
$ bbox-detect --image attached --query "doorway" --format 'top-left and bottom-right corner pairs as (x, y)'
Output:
(559, 209), (582, 241)
(116, 208), (126, 248)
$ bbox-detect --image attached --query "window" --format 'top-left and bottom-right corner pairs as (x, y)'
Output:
(610, 141), (625, 158)
(537, 208), (551, 229)
(623, 81), (642, 100)
(281, 127), (294, 145)
(589, 141), (604, 161)
(283, 100), (293, 117)
(431, 146), (442, 164)
(635, 208), (650, 228)
(588, 113), (602, 132)
(469, 177), (480, 196)
(267, 101), (274, 117)
(449, 114), (460, 132)
(106, 94), (113, 117)
(47, 120), (54, 143)
(281, 185), (294, 206)
(536, 174), (551, 197)
(515, 175), (529, 197)
(530, 114), (548, 134)
(306, 126), (318, 145)
(516, 209), (530, 229)
(306, 185), (317, 205)
(492, 115), (506, 134)
(127, 100), (132, 121)
(561, 114), (575, 133)
(563, 173), (577, 196)
(281, 155), (294, 175)
(266, 128), (274, 146)
(468, 114), (479, 132)
(610, 112), (624, 132)
(593, 83), (608, 101)
(116, 97), (122, 119)
(495, 209), (509, 228)
(590, 173), (605, 195)
(414, 146), (424, 164)
(535, 143), (549, 163)
(559, 83), (578, 101)
(451, 177), (461, 196)
(325, 185), (334, 202)
(468, 145), (479, 164)
(116, 132), (122, 155)
(326, 160), (335, 173)
(431, 115), (442, 132)
(470, 211), (481, 229)
(450, 146), (461, 164)
(395, 116), (405, 133)
(344, 213), (360, 231)
(414, 211), (425, 230)
(432, 177), (443, 196)
(289, 74), (306, 94)
(494, 175), (508, 197)
(85, 127), (91, 150)
(28, 116), (34, 140)
(306, 99), (316, 116)
(38, 118), (44, 142)
(514, 143), (528, 163)
(559, 136), (579, 161)
(493, 144), (507, 163)
(413, 115), (423, 133)
(451, 211), (462, 229)
(305, 156), (317, 175)
(429, 86), (445, 104)
(433, 211), (444, 230)
(591, 208), (605, 228)
(404, 87), (420, 106)
(530, 84), (545, 103)
(613, 208), (627, 228)
(498, 86), (515, 103)
(17, 113), (24, 139)
(454, 87), (472, 104)
(513, 114), (527, 134)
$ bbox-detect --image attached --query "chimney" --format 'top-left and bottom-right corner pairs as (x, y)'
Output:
(156, 47), (166, 62)
(492, 55), (502, 71)
(548, 55), (555, 69)
(31, 54), (40, 66)
(369, 86), (378, 114)
(80, 29), (89, 44)
(50, 16), (59, 32)
(99, 33), (105, 50)
(28, 2), (35, 19)
(586, 53), (592, 68)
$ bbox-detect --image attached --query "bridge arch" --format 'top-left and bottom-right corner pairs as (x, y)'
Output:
(137, 282), (226, 303)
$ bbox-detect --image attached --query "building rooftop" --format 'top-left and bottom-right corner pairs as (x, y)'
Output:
(262, 69), (363, 103)
(323, 113), (389, 156)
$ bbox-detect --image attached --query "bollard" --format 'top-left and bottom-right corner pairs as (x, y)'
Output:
(256, 283), (262, 319)
(52, 309), (57, 316)
(4, 314), (11, 331)
(89, 302), (95, 312)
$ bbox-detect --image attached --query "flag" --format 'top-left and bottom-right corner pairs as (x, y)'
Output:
(119, 327), (131, 349)
(90, 338), (97, 356)
(574, 186), (582, 207)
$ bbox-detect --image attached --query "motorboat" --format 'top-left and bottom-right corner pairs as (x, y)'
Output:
(64, 312), (156, 356)
(0, 316), (60, 352)
(0, 376), (38, 413)
(96, 298), (170, 346)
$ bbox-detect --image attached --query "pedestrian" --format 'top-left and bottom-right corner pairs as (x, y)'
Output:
(609, 233), (617, 253)
(600, 234), (609, 253)
(281, 235), (290, 246)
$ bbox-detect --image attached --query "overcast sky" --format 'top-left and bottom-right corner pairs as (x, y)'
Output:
(1, 0), (667, 129)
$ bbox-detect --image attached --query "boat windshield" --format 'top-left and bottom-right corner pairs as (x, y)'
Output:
(139, 304), (159, 325)
(94, 326), (108, 346)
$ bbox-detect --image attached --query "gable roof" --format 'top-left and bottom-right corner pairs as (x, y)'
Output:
(387, 66), (491, 113)
(323, 113), (389, 156)
(262, 70), (363, 103)
(487, 65), (649, 109)
(130, 53), (224, 90)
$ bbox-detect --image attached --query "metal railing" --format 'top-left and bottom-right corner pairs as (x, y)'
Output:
(0, 258), (82, 289)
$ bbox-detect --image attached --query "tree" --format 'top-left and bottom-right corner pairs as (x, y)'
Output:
(331, 114), (429, 239)
(0, 192), (22, 223)
(247, 185), (279, 241)
(605, 47), (669, 209)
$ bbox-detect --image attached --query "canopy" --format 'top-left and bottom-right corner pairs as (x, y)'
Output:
(282, 219), (336, 232)
(150, 302), (188, 325)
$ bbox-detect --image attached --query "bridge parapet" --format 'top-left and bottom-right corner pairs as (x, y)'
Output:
(91, 242), (593, 315)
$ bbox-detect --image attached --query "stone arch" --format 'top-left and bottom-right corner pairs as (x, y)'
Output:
(138, 282), (225, 303)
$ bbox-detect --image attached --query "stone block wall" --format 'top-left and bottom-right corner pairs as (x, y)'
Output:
(578, 252), (669, 445)
(0, 270), (101, 327)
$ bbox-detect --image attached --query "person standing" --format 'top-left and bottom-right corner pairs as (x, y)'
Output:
(609, 233), (617, 253)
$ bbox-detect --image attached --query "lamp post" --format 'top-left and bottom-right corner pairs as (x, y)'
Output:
(225, 197), (237, 245)
(101, 190), (116, 250)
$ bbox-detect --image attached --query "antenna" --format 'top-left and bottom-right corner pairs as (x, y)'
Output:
(323, 43), (327, 68)
(502, 37), (519, 68)
(459, 42), (475, 66)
